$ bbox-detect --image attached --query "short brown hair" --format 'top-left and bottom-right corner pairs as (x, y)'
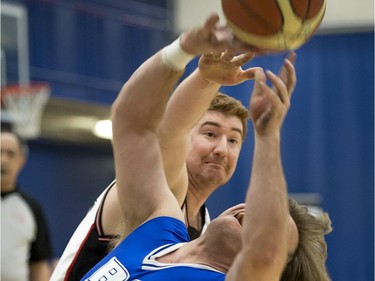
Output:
(282, 198), (333, 281)
(209, 92), (249, 140)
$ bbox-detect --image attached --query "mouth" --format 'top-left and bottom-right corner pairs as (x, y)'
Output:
(204, 160), (226, 170)
(205, 162), (222, 167)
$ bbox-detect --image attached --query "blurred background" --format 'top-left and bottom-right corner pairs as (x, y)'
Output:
(1, 0), (373, 280)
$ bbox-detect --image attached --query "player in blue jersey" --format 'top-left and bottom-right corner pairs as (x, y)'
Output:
(82, 13), (332, 281)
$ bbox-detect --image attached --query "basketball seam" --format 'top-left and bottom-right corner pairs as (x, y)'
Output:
(290, 0), (313, 21)
(237, 0), (284, 33)
(305, 0), (311, 22)
(222, 0), (326, 50)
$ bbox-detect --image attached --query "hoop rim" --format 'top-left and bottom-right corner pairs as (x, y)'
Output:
(1, 82), (51, 97)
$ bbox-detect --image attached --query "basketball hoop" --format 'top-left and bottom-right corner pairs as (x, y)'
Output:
(1, 82), (50, 139)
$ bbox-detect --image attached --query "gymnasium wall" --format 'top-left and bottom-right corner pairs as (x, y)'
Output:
(3, 1), (374, 281)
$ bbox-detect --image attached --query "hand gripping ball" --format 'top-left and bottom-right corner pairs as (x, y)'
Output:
(221, 0), (327, 51)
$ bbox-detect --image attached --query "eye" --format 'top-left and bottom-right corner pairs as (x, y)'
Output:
(228, 138), (238, 145)
(7, 151), (16, 158)
(204, 131), (216, 138)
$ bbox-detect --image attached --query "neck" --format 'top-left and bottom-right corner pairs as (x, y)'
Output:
(158, 236), (229, 273)
(186, 176), (216, 210)
(1, 180), (17, 193)
(184, 187), (209, 231)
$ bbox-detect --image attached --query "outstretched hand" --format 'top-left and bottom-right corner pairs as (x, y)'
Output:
(198, 50), (262, 85)
(180, 13), (247, 56)
(250, 52), (297, 136)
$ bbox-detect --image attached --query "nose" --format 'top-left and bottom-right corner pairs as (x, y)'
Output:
(213, 136), (228, 157)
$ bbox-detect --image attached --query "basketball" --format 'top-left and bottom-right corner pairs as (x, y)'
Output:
(221, 0), (327, 51)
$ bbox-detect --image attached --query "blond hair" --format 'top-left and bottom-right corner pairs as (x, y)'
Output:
(281, 198), (333, 281)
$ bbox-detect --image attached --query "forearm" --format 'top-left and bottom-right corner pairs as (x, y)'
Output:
(111, 42), (193, 229)
(112, 51), (184, 135)
(159, 69), (220, 202)
(243, 134), (289, 265)
(160, 69), (219, 138)
(227, 134), (289, 281)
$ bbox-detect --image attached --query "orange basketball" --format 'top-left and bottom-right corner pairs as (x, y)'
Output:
(221, 0), (327, 51)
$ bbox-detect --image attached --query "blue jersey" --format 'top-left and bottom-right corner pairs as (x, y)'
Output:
(81, 217), (225, 281)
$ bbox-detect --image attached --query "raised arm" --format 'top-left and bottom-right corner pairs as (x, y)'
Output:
(111, 45), (183, 236)
(111, 14), (243, 236)
(159, 51), (260, 205)
(227, 53), (297, 281)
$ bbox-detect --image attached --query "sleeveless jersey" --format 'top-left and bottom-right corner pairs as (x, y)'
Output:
(51, 180), (211, 281)
(50, 181), (116, 281)
(81, 217), (225, 281)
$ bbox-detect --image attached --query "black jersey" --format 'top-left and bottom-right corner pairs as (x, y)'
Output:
(51, 180), (211, 281)
(50, 181), (116, 281)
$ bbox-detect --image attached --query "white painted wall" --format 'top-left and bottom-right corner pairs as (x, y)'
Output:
(173, 0), (374, 33)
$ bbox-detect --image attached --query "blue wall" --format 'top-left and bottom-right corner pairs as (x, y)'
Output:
(25, 0), (172, 104)
(204, 32), (374, 280)
(6, 1), (374, 280)
(19, 139), (115, 254)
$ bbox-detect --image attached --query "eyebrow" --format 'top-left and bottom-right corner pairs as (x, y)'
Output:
(201, 121), (243, 136)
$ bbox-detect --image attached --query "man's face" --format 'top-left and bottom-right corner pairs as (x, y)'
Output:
(186, 110), (244, 189)
(1, 132), (25, 192)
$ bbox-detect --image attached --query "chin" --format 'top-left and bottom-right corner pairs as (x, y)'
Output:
(205, 170), (228, 183)
(206, 177), (226, 187)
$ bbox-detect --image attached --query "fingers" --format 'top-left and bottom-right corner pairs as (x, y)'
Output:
(212, 50), (222, 59)
(204, 13), (220, 30)
(223, 52), (259, 81)
(207, 51), (255, 66)
(283, 58), (297, 97)
(278, 52), (297, 96)
(243, 67), (263, 80)
(222, 50), (235, 62)
(253, 69), (267, 93)
(266, 70), (289, 106)
(231, 52), (255, 66)
(286, 51), (297, 65)
(233, 67), (262, 83)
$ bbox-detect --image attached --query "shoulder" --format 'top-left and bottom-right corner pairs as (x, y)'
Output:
(118, 217), (189, 251)
(18, 191), (46, 216)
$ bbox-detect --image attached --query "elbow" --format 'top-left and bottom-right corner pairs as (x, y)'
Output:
(111, 99), (121, 124)
(110, 100), (123, 134)
(110, 88), (137, 131)
(111, 86), (124, 122)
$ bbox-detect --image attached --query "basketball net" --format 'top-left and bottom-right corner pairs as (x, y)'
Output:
(1, 83), (50, 139)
